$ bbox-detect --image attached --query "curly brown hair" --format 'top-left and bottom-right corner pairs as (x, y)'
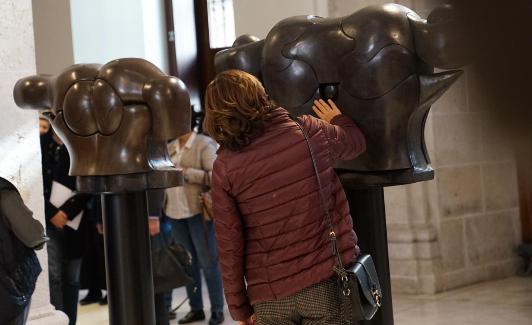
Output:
(203, 70), (274, 151)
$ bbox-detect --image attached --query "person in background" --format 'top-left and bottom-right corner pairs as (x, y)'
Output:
(0, 177), (47, 325)
(203, 70), (366, 325)
(39, 115), (50, 135)
(164, 129), (225, 325)
(40, 127), (89, 325)
(79, 197), (107, 306)
(147, 189), (172, 325)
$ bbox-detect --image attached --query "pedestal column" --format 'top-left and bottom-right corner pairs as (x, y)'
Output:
(101, 191), (156, 325)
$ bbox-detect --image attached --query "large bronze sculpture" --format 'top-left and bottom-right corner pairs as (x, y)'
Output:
(216, 3), (463, 186)
(216, 4), (465, 325)
(14, 58), (191, 325)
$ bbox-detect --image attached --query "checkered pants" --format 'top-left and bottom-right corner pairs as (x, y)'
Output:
(254, 278), (347, 325)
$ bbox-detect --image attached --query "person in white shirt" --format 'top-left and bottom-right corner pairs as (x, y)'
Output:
(164, 131), (225, 325)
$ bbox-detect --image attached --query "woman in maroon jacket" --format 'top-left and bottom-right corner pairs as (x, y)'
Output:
(204, 70), (366, 325)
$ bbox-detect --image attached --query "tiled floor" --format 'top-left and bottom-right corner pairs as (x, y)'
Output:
(78, 276), (532, 325)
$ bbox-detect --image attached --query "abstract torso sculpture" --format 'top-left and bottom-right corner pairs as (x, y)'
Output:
(216, 4), (464, 186)
(14, 58), (191, 192)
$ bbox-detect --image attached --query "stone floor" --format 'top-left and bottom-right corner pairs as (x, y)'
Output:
(78, 276), (532, 325)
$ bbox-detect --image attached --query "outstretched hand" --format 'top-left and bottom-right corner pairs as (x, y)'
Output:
(312, 99), (342, 123)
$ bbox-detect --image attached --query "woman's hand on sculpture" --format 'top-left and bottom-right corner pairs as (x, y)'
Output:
(312, 99), (342, 123)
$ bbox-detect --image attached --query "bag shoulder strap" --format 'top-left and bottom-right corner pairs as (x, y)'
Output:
(293, 120), (348, 278)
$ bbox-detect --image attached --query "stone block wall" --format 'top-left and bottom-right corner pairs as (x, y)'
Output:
(427, 70), (520, 292)
(327, 0), (521, 294)
(0, 0), (67, 323)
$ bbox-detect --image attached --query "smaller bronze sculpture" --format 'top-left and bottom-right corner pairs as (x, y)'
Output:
(14, 58), (191, 192)
(14, 58), (193, 325)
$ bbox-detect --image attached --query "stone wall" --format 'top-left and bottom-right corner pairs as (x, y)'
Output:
(0, 0), (67, 323)
(327, 0), (521, 294)
(32, 0), (75, 75)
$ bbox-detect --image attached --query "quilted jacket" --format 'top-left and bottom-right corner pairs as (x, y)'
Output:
(212, 107), (366, 321)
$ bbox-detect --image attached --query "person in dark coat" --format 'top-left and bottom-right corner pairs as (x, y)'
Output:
(203, 71), (366, 324)
(40, 129), (89, 325)
(0, 177), (47, 325)
(79, 196), (107, 306)
(147, 189), (172, 325)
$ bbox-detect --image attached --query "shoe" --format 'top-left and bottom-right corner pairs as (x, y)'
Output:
(80, 294), (102, 306)
(168, 311), (177, 320)
(99, 296), (108, 305)
(178, 310), (206, 324)
(209, 311), (225, 325)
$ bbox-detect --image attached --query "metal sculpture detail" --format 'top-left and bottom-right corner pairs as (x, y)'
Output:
(14, 58), (191, 192)
(216, 4), (464, 186)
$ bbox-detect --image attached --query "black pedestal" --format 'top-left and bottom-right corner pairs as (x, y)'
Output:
(345, 187), (394, 325)
(101, 191), (156, 325)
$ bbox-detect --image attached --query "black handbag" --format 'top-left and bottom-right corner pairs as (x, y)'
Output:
(151, 231), (194, 294)
(341, 255), (383, 321)
(295, 120), (383, 322)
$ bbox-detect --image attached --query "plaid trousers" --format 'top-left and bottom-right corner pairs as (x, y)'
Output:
(254, 278), (347, 325)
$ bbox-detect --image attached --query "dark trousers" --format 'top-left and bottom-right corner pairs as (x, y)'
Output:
(151, 226), (173, 325)
(0, 294), (30, 325)
(4, 301), (30, 325)
(47, 228), (82, 325)
(80, 221), (106, 298)
(154, 293), (169, 325)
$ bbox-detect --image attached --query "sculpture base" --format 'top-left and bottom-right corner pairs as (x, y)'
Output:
(77, 169), (183, 193)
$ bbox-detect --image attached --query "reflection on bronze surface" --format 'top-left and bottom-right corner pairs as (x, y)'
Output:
(216, 4), (465, 186)
(14, 58), (191, 192)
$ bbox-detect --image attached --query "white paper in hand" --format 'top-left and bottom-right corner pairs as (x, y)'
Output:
(50, 181), (73, 207)
(66, 213), (83, 231)
(50, 181), (83, 231)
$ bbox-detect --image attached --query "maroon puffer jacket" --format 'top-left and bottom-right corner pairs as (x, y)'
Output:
(212, 107), (366, 321)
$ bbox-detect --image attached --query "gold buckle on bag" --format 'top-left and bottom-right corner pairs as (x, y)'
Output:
(371, 287), (382, 307)
(341, 275), (350, 296)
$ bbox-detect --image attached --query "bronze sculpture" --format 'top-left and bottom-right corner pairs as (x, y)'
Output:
(216, 4), (467, 325)
(216, 3), (464, 186)
(14, 58), (191, 192)
(13, 58), (191, 325)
